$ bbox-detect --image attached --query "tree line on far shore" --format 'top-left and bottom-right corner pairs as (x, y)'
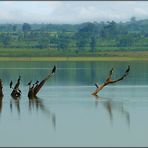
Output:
(0, 17), (148, 54)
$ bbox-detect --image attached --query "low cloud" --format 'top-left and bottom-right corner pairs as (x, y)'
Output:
(0, 1), (148, 24)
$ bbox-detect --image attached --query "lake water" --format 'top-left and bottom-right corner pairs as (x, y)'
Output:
(0, 61), (148, 146)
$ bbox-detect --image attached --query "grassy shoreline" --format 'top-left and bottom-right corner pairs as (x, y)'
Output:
(0, 51), (147, 61)
(0, 56), (147, 62)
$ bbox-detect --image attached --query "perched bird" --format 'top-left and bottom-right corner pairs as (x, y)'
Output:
(18, 75), (21, 81)
(35, 80), (39, 85)
(31, 84), (35, 89)
(33, 80), (39, 91)
(52, 65), (56, 74)
(18, 89), (22, 94)
(94, 83), (99, 88)
(10, 81), (13, 89)
(27, 81), (32, 86)
(126, 65), (130, 73)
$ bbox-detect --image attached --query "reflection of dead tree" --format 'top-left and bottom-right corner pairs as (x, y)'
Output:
(105, 100), (113, 121)
(0, 99), (3, 115)
(0, 79), (4, 115)
(93, 95), (130, 127)
(27, 65), (56, 99)
(104, 100), (130, 127)
(10, 76), (22, 99)
(10, 98), (20, 116)
(92, 65), (130, 96)
(29, 97), (56, 129)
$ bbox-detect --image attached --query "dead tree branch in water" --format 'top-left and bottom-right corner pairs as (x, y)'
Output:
(91, 65), (130, 96)
(10, 76), (22, 99)
(28, 65), (56, 99)
(0, 79), (3, 98)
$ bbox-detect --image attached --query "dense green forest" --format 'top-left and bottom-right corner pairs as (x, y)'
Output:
(0, 17), (148, 57)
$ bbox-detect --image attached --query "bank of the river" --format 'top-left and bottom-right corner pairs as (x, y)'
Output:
(0, 51), (147, 61)
(0, 56), (147, 61)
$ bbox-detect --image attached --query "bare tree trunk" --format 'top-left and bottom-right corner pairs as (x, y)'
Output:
(91, 65), (130, 96)
(91, 83), (106, 96)
(34, 74), (52, 96)
(28, 66), (56, 99)
(11, 76), (21, 99)
(0, 79), (3, 98)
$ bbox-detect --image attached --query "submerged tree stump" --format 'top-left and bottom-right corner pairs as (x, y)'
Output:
(92, 65), (130, 96)
(10, 76), (22, 99)
(27, 65), (56, 99)
(0, 79), (3, 98)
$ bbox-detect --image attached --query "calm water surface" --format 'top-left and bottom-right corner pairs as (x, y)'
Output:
(0, 61), (148, 146)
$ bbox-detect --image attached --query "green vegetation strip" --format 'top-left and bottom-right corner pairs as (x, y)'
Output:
(0, 56), (147, 62)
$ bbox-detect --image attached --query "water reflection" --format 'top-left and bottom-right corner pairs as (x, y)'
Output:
(94, 96), (130, 128)
(0, 99), (3, 115)
(28, 97), (56, 129)
(0, 61), (148, 86)
(3, 96), (56, 129)
(104, 100), (130, 128)
(10, 97), (20, 116)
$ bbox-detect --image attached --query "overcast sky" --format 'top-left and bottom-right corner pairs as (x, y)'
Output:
(0, 1), (148, 24)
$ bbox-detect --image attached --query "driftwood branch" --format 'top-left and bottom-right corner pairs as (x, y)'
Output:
(91, 65), (130, 96)
(28, 65), (56, 99)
